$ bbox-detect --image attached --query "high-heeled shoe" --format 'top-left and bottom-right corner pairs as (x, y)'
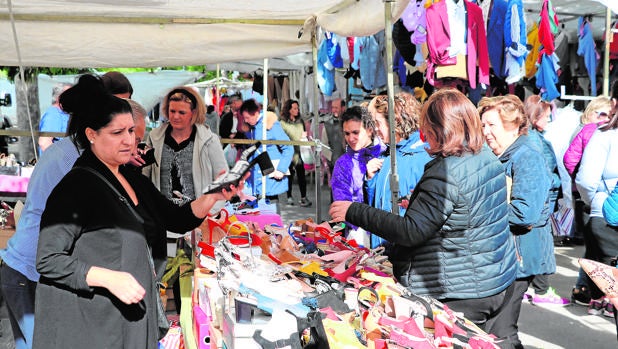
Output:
(237, 283), (310, 317)
(217, 209), (249, 236)
(203, 142), (273, 194)
(205, 218), (227, 244)
(579, 258), (618, 297)
(252, 309), (302, 349)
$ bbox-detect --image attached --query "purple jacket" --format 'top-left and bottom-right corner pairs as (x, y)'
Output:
(564, 122), (603, 178)
(331, 138), (386, 203)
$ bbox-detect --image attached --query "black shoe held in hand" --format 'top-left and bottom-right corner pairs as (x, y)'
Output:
(202, 141), (274, 194)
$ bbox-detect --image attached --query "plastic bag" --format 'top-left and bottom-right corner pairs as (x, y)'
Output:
(299, 136), (314, 166)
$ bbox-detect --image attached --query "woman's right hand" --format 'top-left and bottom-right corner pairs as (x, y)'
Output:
(366, 158), (384, 179)
(86, 266), (146, 305)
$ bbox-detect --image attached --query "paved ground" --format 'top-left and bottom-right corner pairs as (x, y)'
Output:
(0, 182), (615, 348)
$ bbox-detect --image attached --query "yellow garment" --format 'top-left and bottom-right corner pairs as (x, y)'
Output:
(425, 0), (442, 9)
(525, 23), (541, 79)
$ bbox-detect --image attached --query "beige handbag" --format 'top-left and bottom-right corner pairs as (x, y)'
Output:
(435, 53), (468, 80)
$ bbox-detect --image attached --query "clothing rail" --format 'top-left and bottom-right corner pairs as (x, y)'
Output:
(560, 85), (597, 101)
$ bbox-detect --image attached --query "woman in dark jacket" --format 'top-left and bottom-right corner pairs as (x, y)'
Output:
(33, 75), (241, 349)
(330, 89), (517, 332)
(479, 94), (555, 349)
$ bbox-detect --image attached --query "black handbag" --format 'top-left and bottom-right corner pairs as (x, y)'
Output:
(74, 166), (170, 340)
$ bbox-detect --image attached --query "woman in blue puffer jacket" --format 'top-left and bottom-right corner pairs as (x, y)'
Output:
(479, 95), (555, 349)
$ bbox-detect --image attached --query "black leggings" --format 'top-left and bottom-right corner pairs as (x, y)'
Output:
(287, 157), (307, 198)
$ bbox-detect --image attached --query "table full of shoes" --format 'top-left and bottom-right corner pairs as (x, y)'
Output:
(168, 209), (502, 349)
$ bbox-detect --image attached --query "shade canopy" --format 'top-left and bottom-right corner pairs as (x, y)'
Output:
(0, 0), (408, 68)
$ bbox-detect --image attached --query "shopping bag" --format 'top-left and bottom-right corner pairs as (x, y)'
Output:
(222, 145), (237, 168)
(550, 199), (574, 237)
(299, 136), (315, 166)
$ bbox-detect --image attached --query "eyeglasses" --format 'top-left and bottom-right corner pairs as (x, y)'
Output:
(595, 111), (610, 118)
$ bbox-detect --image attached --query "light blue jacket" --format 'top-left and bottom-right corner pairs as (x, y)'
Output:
(499, 134), (556, 278)
(0, 138), (80, 282)
(577, 17), (599, 96)
(603, 185), (618, 226)
(366, 132), (431, 248)
(245, 114), (294, 197)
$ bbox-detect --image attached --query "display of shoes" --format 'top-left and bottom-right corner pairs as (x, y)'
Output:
(588, 298), (605, 316)
(603, 298), (615, 318)
(531, 287), (570, 306)
(571, 286), (591, 306)
(299, 197), (312, 207)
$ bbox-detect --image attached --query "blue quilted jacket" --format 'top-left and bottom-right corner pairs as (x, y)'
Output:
(499, 134), (556, 278)
(347, 147), (517, 300)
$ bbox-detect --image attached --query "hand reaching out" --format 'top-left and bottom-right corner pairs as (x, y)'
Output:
(329, 200), (353, 223)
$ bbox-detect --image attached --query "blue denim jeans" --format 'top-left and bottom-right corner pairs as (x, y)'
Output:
(1, 262), (36, 349)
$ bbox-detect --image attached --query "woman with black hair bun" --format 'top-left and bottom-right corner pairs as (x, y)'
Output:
(32, 74), (243, 349)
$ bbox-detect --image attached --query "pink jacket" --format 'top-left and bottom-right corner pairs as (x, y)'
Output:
(425, 0), (489, 89)
(563, 122), (602, 177)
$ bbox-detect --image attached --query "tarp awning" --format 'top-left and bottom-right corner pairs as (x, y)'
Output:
(0, 0), (408, 68)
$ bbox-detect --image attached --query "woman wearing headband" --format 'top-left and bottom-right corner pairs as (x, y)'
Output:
(144, 86), (228, 206)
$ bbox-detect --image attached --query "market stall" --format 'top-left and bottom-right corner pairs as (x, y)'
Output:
(2, 1), (618, 349)
(165, 206), (504, 349)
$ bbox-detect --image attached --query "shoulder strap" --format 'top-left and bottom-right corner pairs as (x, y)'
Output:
(73, 166), (144, 224)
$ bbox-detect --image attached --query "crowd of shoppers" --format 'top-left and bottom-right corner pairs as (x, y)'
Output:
(5, 70), (618, 349)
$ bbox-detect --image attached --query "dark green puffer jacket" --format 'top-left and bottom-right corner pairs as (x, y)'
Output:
(347, 146), (517, 299)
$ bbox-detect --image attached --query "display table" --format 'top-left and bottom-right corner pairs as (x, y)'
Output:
(235, 213), (283, 229)
(0, 174), (29, 202)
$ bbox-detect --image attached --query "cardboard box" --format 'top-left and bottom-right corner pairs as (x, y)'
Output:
(193, 305), (212, 349)
(0, 228), (15, 249)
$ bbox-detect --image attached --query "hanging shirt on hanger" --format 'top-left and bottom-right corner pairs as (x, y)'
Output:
(426, 0), (489, 88)
(446, 0), (467, 57)
(504, 0), (527, 84)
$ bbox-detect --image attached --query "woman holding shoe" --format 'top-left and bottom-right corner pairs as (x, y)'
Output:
(33, 74), (243, 349)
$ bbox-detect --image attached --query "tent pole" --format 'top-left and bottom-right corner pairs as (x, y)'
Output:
(312, 31), (323, 221)
(262, 58), (269, 200)
(384, 0), (399, 214)
(7, 0), (37, 162)
(216, 64), (220, 113)
(603, 7), (611, 96)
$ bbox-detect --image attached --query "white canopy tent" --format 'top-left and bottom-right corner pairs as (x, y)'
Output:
(0, 0), (410, 221)
(0, 0), (408, 68)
